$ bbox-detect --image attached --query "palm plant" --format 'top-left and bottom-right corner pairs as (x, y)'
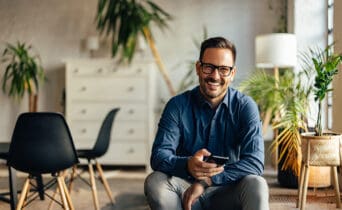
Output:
(239, 70), (310, 176)
(1, 42), (45, 112)
(301, 44), (342, 136)
(96, 0), (175, 95)
(239, 70), (281, 134)
(271, 70), (310, 176)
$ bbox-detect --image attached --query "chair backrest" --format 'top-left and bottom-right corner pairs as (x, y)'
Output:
(7, 112), (79, 175)
(92, 108), (120, 157)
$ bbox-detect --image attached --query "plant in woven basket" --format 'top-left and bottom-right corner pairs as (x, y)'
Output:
(301, 44), (342, 136)
(1, 41), (45, 112)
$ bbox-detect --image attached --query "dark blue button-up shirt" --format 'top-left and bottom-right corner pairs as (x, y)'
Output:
(150, 86), (264, 185)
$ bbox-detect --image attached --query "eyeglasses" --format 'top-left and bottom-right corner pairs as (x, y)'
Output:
(199, 61), (234, 77)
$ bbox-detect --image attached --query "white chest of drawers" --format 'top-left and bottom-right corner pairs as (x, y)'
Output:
(65, 59), (156, 167)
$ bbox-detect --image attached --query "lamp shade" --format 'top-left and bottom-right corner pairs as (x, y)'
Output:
(255, 33), (297, 68)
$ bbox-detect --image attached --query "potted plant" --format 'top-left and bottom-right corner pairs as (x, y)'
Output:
(271, 70), (311, 188)
(1, 41), (45, 112)
(298, 44), (342, 188)
(96, 0), (176, 95)
(239, 69), (310, 188)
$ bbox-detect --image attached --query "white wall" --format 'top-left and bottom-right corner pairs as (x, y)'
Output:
(290, 0), (328, 128)
(152, 0), (279, 101)
(0, 0), (279, 142)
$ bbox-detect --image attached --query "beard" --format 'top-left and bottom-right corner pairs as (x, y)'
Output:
(200, 77), (227, 99)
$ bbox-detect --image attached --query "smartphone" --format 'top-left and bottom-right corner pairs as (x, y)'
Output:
(204, 155), (229, 166)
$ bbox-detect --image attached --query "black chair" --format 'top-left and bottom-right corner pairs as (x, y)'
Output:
(68, 108), (120, 210)
(0, 142), (17, 210)
(7, 112), (79, 210)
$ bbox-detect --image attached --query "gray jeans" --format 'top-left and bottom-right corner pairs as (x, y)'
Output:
(144, 171), (269, 210)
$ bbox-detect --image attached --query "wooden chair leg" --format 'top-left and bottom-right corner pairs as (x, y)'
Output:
(57, 176), (70, 210)
(48, 186), (58, 210)
(48, 170), (68, 210)
(22, 179), (32, 209)
(88, 162), (100, 210)
(95, 161), (115, 204)
(61, 175), (75, 210)
(68, 165), (77, 192)
(297, 162), (305, 208)
(332, 166), (341, 208)
(16, 178), (30, 210)
(300, 165), (310, 210)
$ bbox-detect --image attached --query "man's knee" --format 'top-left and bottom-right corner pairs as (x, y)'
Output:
(144, 171), (167, 196)
(241, 175), (268, 195)
(240, 175), (269, 209)
(144, 171), (185, 210)
(239, 175), (269, 204)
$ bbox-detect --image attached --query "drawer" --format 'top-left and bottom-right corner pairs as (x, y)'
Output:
(100, 142), (147, 164)
(67, 61), (150, 77)
(67, 103), (147, 121)
(68, 77), (146, 101)
(69, 121), (147, 140)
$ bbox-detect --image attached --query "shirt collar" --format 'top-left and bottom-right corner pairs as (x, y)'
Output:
(193, 86), (229, 109)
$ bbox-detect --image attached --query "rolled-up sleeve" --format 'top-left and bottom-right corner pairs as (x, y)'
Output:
(150, 98), (190, 179)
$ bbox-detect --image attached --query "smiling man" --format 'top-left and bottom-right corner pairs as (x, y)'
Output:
(144, 37), (269, 210)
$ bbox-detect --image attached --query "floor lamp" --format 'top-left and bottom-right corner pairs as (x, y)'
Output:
(255, 33), (297, 168)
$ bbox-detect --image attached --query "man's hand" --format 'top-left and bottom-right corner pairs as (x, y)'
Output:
(187, 148), (224, 180)
(183, 182), (205, 210)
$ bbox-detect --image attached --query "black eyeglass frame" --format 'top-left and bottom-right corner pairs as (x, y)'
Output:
(199, 61), (234, 77)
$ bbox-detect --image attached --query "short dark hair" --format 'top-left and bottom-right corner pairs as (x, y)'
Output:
(199, 37), (236, 64)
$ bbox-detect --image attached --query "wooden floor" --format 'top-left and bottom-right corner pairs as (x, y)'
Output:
(0, 165), (341, 210)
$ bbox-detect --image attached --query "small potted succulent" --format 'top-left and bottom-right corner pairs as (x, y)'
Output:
(1, 41), (45, 112)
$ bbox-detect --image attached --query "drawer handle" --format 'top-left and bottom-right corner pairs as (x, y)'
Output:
(128, 129), (135, 134)
(81, 128), (87, 133)
(127, 86), (135, 92)
(81, 109), (87, 114)
(112, 68), (118, 72)
(81, 86), (87, 91)
(73, 68), (79, 74)
(136, 68), (142, 73)
(127, 148), (135, 154)
(97, 68), (103, 73)
(128, 109), (135, 114)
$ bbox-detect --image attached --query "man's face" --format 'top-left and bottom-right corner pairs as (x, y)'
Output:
(196, 48), (236, 102)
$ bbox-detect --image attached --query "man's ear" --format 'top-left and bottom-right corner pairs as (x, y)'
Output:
(195, 61), (201, 75)
(231, 67), (237, 79)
